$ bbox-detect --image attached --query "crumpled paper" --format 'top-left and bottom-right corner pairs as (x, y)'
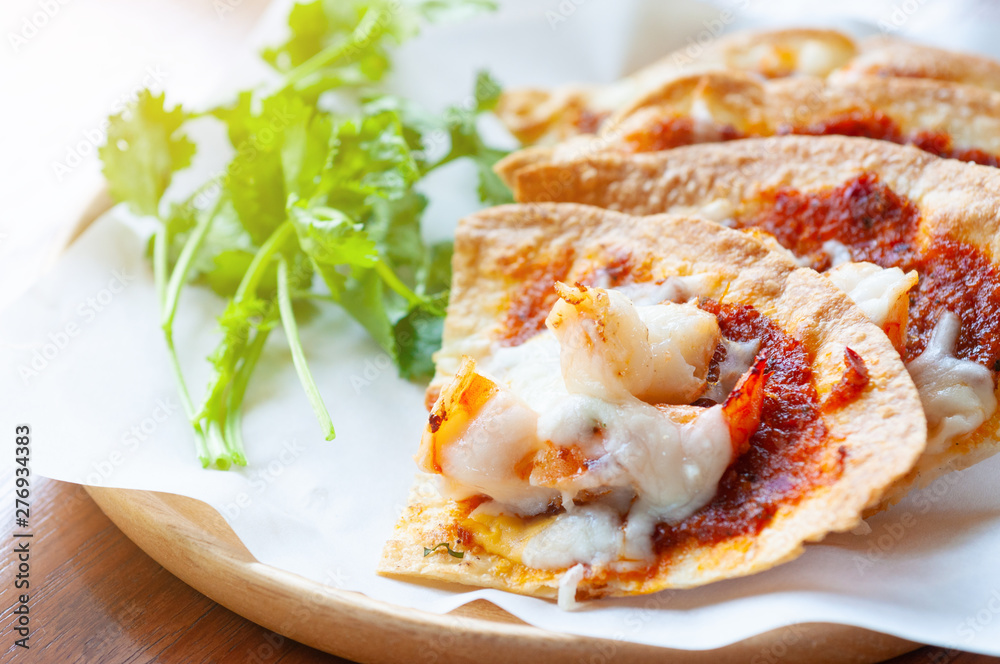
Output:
(5, 0), (1000, 655)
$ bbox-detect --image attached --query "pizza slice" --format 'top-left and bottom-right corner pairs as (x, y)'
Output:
(838, 35), (1000, 95)
(495, 28), (857, 145)
(378, 204), (924, 604)
(495, 72), (1000, 186)
(510, 135), (1000, 503)
(496, 28), (1000, 149)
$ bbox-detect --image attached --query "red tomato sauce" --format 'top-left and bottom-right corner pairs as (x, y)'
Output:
(653, 300), (839, 553)
(624, 116), (744, 153)
(733, 173), (1000, 371)
(785, 110), (1000, 167)
(624, 109), (1000, 167)
(496, 248), (576, 347)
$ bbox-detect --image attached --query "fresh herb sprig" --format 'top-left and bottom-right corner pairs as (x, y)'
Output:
(99, 0), (512, 469)
(423, 542), (465, 558)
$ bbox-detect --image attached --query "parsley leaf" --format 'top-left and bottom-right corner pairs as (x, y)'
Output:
(99, 0), (513, 469)
(423, 542), (465, 559)
(100, 90), (195, 217)
(434, 71), (513, 205)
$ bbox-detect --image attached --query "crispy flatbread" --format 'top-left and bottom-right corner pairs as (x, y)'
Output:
(838, 35), (1000, 94)
(511, 135), (1000, 502)
(495, 72), (1000, 186)
(496, 28), (857, 145)
(379, 203), (925, 600)
(497, 28), (1000, 148)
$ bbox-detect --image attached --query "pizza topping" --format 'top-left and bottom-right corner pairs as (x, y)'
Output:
(826, 262), (918, 353)
(617, 106), (1000, 167)
(613, 274), (716, 305)
(557, 564), (588, 610)
(780, 109), (903, 142)
(826, 262), (916, 329)
(732, 174), (1000, 452)
(695, 199), (738, 225)
(652, 300), (835, 554)
(423, 542), (465, 559)
(906, 313), (997, 454)
(906, 236), (1000, 370)
(545, 283), (720, 404)
(522, 503), (624, 570)
(498, 247), (576, 347)
(424, 285), (777, 566)
(702, 337), (762, 404)
(623, 115), (744, 153)
(818, 240), (854, 268)
(418, 359), (560, 515)
(824, 348), (871, 411)
(785, 111), (1000, 167)
(734, 173), (921, 272)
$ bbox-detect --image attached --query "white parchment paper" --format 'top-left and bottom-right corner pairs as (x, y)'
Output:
(6, 0), (1000, 655)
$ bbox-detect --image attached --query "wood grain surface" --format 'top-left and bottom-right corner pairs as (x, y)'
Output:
(0, 477), (995, 663)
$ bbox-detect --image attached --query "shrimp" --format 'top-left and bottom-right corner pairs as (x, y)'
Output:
(545, 281), (720, 404)
(417, 357), (498, 474)
(720, 355), (769, 456)
(545, 282), (652, 403)
(419, 356), (560, 514)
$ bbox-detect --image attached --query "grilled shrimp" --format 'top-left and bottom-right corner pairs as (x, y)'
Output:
(721, 355), (769, 456)
(419, 357), (560, 514)
(545, 282), (720, 404)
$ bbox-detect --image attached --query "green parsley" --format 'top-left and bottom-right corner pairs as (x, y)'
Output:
(423, 542), (465, 559)
(99, 0), (512, 469)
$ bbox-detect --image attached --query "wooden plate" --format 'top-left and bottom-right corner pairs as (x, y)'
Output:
(73, 192), (921, 663)
(85, 486), (920, 664)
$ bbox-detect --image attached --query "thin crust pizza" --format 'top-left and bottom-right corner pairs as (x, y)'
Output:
(379, 203), (925, 604)
(510, 135), (1000, 502)
(837, 35), (1000, 94)
(496, 28), (1000, 148)
(495, 28), (857, 145)
(495, 72), (1000, 186)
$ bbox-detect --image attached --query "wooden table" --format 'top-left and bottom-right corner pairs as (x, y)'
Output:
(0, 477), (996, 664)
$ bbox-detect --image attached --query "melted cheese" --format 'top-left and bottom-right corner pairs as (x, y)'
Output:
(703, 337), (761, 404)
(437, 388), (559, 514)
(696, 199), (736, 226)
(557, 564), (587, 610)
(521, 504), (624, 570)
(439, 286), (738, 567)
(797, 40), (843, 76)
(614, 274), (715, 305)
(796, 240), (854, 268)
(906, 313), (997, 454)
(826, 262), (917, 330)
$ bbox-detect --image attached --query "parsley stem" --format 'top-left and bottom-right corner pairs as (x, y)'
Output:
(204, 419), (233, 471)
(373, 259), (423, 307)
(277, 257), (335, 440)
(235, 221), (294, 303)
(162, 197), (222, 331)
(166, 336), (209, 463)
(153, 227), (209, 465)
(224, 322), (274, 466)
(280, 6), (389, 91)
(194, 219), (292, 464)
